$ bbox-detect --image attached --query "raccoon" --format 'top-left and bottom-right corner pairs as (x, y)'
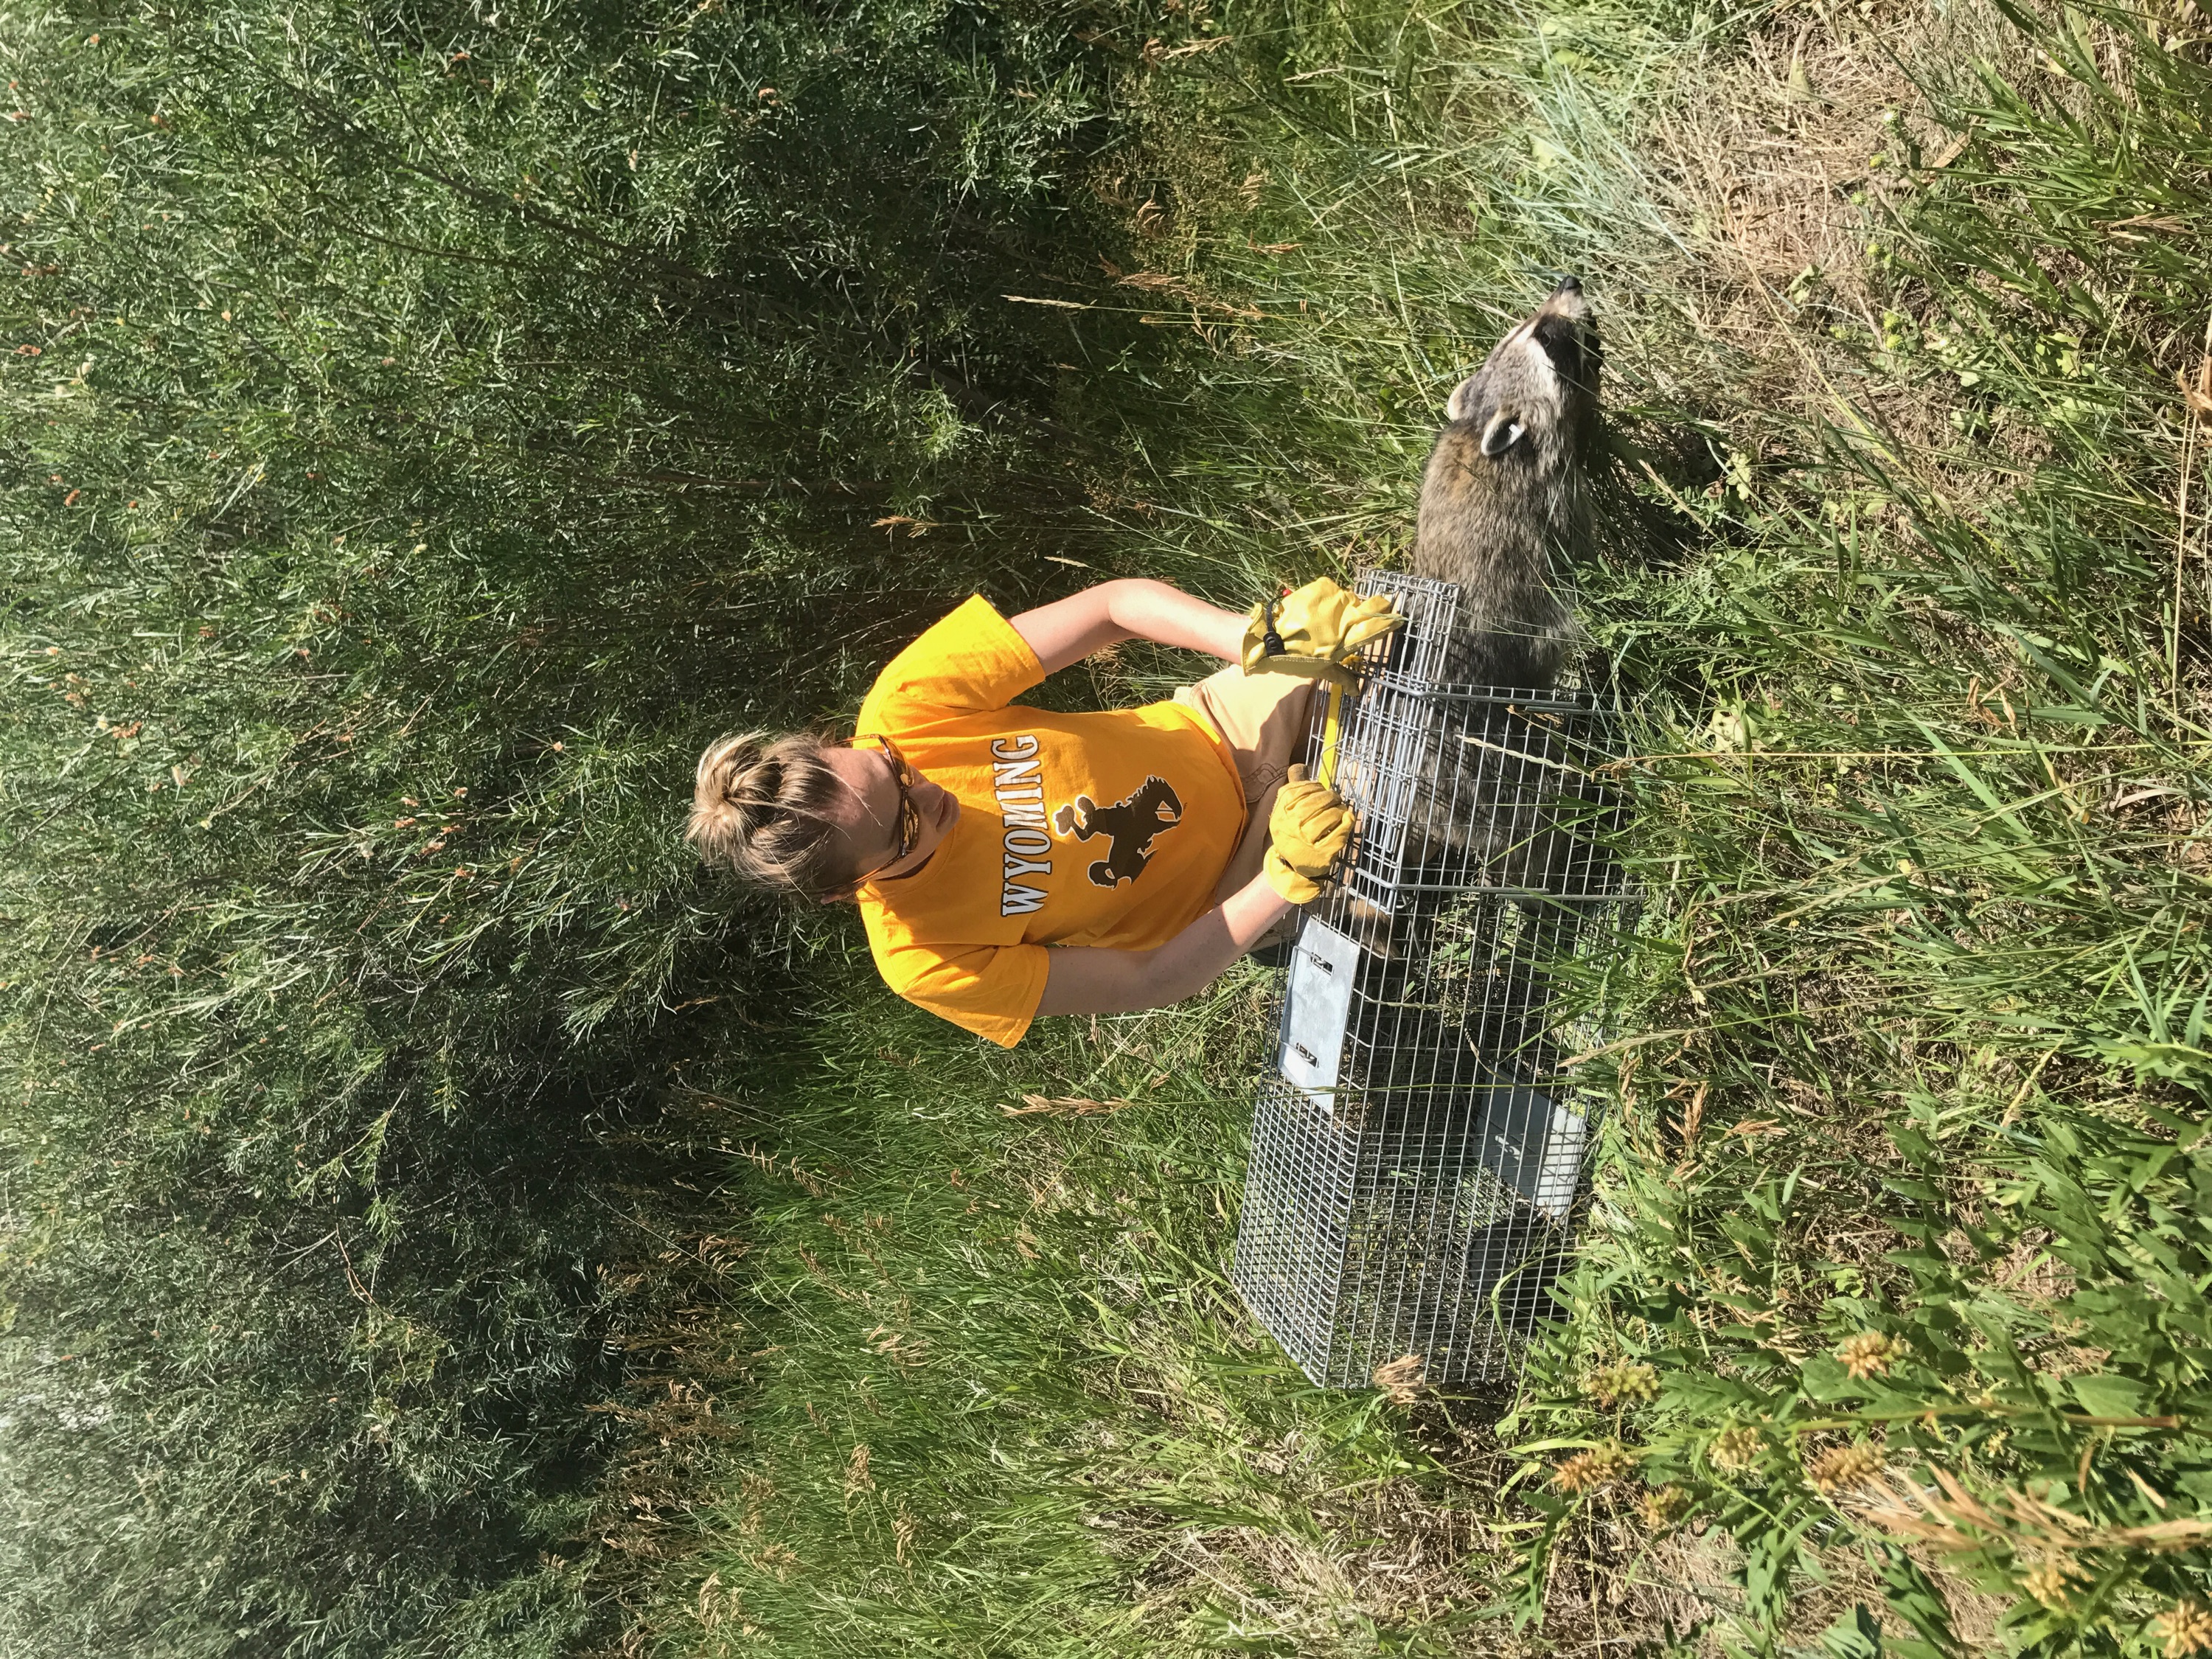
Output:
(1411, 276), (1601, 689)
(1332, 282), (1615, 922)
(1273, 287), (1615, 1287)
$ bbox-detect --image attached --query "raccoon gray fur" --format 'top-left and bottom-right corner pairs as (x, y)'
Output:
(1334, 279), (1611, 904)
(1410, 276), (1601, 689)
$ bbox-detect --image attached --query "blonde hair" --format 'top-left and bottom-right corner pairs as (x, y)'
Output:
(687, 730), (853, 899)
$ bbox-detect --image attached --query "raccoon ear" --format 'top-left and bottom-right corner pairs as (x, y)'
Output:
(1444, 375), (1481, 423)
(1479, 408), (1528, 457)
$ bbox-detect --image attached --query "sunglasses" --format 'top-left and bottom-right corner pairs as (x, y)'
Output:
(847, 732), (922, 883)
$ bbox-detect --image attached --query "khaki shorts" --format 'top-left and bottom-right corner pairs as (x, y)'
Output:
(1174, 665), (1321, 911)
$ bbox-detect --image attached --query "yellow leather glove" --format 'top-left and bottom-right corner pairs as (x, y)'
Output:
(1265, 845), (1326, 905)
(1241, 577), (1406, 687)
(1264, 765), (1354, 903)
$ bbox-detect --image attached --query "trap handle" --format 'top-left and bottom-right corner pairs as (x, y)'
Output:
(1316, 681), (1345, 792)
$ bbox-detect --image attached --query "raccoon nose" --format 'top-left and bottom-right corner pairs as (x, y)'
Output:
(1552, 274), (1582, 295)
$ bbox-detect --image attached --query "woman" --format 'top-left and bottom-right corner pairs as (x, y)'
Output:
(686, 576), (1399, 1046)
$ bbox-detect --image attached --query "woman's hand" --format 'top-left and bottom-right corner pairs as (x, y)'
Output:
(1240, 577), (1405, 686)
(1262, 765), (1354, 903)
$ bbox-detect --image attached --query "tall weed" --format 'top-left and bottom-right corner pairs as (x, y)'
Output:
(1, 1), (1139, 1652)
(1503, 7), (2212, 1651)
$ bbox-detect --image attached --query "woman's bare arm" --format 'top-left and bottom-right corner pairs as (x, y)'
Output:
(1015, 579), (1287, 1016)
(1033, 872), (1293, 1018)
(1009, 578), (1245, 678)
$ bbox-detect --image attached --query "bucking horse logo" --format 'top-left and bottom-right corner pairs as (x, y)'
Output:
(1052, 776), (1183, 889)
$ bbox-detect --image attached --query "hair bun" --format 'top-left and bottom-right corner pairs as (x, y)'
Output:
(687, 731), (850, 898)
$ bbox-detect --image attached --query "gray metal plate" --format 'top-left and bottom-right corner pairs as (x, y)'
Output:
(1279, 917), (1359, 1109)
(1470, 1084), (1588, 1221)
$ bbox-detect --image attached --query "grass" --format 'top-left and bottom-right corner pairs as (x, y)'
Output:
(647, 978), (1499, 1655)
(648, 1), (2212, 1655)
(4, 0), (2211, 1654)
(1, 1), (1150, 1652)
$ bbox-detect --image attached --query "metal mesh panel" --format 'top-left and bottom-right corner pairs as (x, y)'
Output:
(1232, 570), (1630, 1389)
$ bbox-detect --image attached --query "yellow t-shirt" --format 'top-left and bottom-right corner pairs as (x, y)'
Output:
(854, 596), (1246, 1047)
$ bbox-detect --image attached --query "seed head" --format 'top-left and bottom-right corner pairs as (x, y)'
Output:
(1551, 1441), (1637, 1494)
(2158, 1599), (2212, 1658)
(2021, 1560), (2075, 1613)
(1371, 1353), (1426, 1405)
(1804, 1443), (1885, 1494)
(1637, 1484), (1693, 1528)
(1710, 1425), (1764, 1471)
(844, 1443), (874, 1495)
(1584, 1360), (1660, 1409)
(1836, 1331), (1908, 1380)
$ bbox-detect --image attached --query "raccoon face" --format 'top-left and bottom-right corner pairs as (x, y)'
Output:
(1442, 278), (1602, 462)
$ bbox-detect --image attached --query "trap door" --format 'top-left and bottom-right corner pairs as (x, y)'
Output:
(1278, 917), (1360, 1111)
(1469, 1082), (1588, 1223)
(1235, 1077), (1366, 1386)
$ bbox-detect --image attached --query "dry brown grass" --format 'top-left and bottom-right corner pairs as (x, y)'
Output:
(1131, 1479), (1509, 1652)
(1621, 0), (2051, 506)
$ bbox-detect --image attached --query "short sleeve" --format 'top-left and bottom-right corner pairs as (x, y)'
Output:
(856, 595), (1045, 736)
(874, 937), (1050, 1048)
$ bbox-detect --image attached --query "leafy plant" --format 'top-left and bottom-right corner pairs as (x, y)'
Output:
(1505, 7), (2212, 1649)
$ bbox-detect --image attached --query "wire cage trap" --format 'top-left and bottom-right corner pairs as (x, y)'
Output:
(1231, 571), (1632, 1390)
